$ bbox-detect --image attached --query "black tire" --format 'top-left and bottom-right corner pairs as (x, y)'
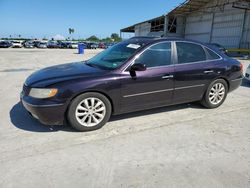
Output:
(67, 92), (112, 131)
(201, 79), (228, 109)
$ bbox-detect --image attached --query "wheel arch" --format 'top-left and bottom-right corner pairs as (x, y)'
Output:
(214, 76), (230, 90)
(201, 76), (230, 100)
(70, 90), (114, 111)
(64, 90), (115, 124)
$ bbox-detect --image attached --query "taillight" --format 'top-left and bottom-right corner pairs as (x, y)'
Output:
(240, 63), (243, 73)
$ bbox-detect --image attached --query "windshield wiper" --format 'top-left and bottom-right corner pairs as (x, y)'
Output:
(85, 62), (109, 70)
(85, 62), (95, 67)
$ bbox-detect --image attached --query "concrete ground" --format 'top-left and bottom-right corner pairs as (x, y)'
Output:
(0, 48), (249, 188)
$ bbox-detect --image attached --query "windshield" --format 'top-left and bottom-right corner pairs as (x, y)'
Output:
(86, 42), (141, 70)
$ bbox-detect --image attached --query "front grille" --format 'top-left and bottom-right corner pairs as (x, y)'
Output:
(23, 84), (30, 96)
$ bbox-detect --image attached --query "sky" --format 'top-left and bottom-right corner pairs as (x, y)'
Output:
(0, 0), (183, 39)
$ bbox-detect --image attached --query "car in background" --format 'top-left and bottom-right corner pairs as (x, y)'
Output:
(24, 41), (34, 48)
(12, 41), (23, 48)
(86, 42), (98, 49)
(58, 41), (69, 48)
(68, 42), (78, 49)
(105, 43), (115, 49)
(37, 42), (47, 48)
(47, 41), (59, 48)
(207, 43), (228, 54)
(98, 43), (106, 49)
(21, 37), (243, 131)
(245, 64), (250, 81)
(0, 41), (12, 48)
(33, 41), (41, 48)
(89, 43), (98, 49)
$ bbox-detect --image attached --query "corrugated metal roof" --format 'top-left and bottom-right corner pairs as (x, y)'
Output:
(120, 0), (249, 33)
(168, 0), (210, 15)
(121, 0), (210, 32)
(120, 15), (165, 33)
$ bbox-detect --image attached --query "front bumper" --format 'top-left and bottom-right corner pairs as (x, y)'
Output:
(21, 97), (67, 125)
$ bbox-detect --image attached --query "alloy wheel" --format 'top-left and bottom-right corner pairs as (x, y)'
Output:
(75, 97), (106, 127)
(208, 83), (225, 105)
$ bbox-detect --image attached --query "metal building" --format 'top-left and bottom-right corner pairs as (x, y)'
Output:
(120, 0), (250, 49)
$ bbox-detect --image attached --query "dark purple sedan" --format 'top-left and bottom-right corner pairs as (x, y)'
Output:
(21, 37), (243, 131)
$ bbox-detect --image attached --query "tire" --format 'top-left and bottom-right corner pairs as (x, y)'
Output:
(201, 79), (228, 109)
(67, 92), (112, 131)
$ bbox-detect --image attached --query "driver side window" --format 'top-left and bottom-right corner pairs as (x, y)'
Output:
(134, 42), (172, 68)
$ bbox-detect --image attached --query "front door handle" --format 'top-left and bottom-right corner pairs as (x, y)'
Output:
(204, 70), (214, 74)
(162, 75), (174, 79)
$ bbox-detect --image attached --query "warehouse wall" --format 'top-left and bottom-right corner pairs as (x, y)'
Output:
(241, 10), (250, 49)
(185, 0), (248, 48)
(185, 13), (213, 43)
(210, 4), (245, 48)
(129, 0), (250, 49)
(134, 23), (151, 37)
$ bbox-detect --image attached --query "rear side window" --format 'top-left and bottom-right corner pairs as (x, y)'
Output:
(176, 42), (206, 64)
(206, 48), (221, 60)
(134, 42), (172, 68)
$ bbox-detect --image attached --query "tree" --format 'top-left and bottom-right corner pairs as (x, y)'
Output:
(101, 37), (112, 42)
(68, 28), (75, 35)
(68, 28), (75, 40)
(111, 33), (122, 42)
(86, 35), (100, 42)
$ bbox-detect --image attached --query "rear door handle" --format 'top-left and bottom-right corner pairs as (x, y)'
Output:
(162, 75), (174, 79)
(204, 70), (214, 74)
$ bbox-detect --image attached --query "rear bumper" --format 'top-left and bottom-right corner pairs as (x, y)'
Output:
(21, 98), (67, 125)
(229, 77), (243, 92)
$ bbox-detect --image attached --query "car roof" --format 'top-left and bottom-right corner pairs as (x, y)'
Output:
(125, 37), (225, 57)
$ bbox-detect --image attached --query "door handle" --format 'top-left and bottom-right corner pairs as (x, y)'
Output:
(162, 75), (174, 79)
(204, 70), (214, 74)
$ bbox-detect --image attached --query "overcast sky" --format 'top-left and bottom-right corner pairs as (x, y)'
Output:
(0, 0), (183, 39)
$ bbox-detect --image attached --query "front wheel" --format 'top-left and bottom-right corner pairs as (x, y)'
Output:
(201, 79), (228, 109)
(67, 92), (112, 131)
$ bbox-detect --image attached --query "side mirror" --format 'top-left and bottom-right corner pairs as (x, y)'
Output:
(130, 63), (147, 72)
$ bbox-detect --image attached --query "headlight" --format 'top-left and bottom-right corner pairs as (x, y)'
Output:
(29, 88), (58, 99)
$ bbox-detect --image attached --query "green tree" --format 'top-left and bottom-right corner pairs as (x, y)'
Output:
(68, 28), (75, 35)
(111, 33), (122, 42)
(86, 35), (100, 42)
(101, 37), (112, 42)
(68, 28), (75, 39)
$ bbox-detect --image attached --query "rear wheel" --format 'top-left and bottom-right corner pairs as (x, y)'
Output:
(201, 79), (228, 108)
(67, 92), (112, 131)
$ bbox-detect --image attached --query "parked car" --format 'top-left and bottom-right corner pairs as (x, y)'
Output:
(33, 41), (41, 48)
(98, 43), (106, 49)
(24, 41), (34, 48)
(86, 42), (98, 49)
(245, 64), (250, 81)
(21, 37), (243, 131)
(12, 41), (23, 48)
(37, 42), (47, 48)
(105, 43), (114, 49)
(207, 43), (228, 54)
(0, 41), (12, 48)
(69, 42), (78, 49)
(47, 41), (59, 48)
(58, 41), (69, 48)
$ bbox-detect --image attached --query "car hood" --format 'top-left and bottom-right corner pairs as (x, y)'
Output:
(25, 62), (107, 87)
